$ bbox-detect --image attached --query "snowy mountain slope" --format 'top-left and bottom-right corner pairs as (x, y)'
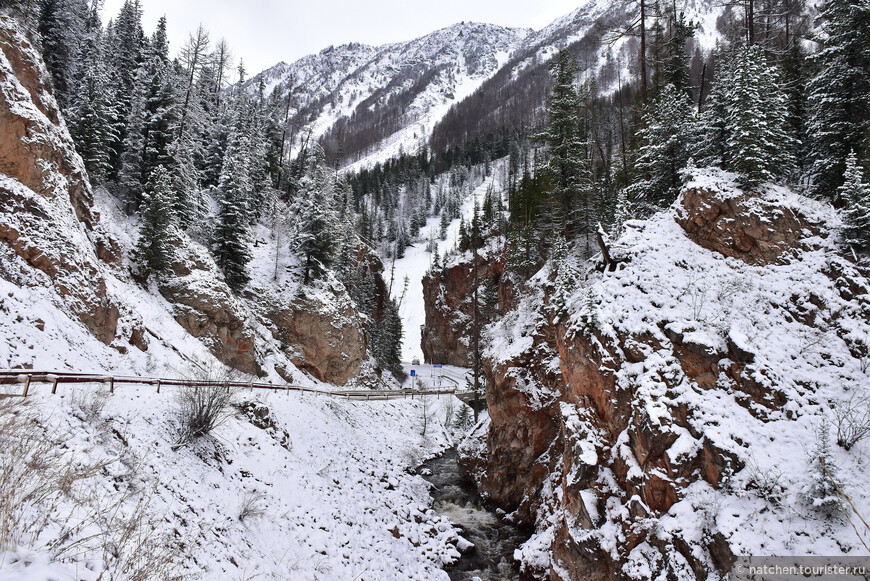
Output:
(0, 368), (461, 580)
(249, 22), (530, 168)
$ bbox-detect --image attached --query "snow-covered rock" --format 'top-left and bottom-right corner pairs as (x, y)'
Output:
(456, 169), (870, 579)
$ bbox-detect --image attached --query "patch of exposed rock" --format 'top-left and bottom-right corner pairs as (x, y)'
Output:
(675, 179), (824, 265)
(0, 16), (120, 345)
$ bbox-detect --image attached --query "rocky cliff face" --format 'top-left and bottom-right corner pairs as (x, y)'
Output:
(420, 252), (506, 366)
(0, 15), (373, 386)
(453, 170), (870, 580)
(0, 16), (124, 347)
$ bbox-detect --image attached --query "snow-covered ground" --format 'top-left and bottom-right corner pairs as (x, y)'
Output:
(388, 162), (507, 363)
(0, 376), (466, 580)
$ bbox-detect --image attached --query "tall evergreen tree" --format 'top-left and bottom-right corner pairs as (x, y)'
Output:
(630, 83), (697, 209)
(807, 0), (870, 200)
(726, 45), (793, 186)
(839, 151), (870, 250)
(292, 146), (340, 283)
(213, 130), (253, 292)
(38, 0), (89, 109)
(133, 165), (176, 278)
(538, 50), (593, 239)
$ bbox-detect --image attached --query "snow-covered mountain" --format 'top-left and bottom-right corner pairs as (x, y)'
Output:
(248, 22), (530, 168)
(250, 0), (737, 169)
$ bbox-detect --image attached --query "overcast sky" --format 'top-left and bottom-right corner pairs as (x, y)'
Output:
(101, 0), (580, 74)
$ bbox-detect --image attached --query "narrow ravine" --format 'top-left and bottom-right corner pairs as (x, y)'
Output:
(421, 449), (529, 581)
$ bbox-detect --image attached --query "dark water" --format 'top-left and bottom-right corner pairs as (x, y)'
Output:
(421, 449), (529, 581)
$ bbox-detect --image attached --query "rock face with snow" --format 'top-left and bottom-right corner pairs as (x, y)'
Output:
(421, 253), (506, 367)
(676, 179), (824, 266)
(0, 16), (122, 346)
(454, 170), (870, 580)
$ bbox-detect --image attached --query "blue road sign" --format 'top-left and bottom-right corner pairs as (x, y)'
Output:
(433, 364), (443, 368)
(410, 370), (416, 377)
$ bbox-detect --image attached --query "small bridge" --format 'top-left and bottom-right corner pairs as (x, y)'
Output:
(0, 370), (477, 403)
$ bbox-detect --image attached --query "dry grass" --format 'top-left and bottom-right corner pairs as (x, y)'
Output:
(0, 399), (190, 579)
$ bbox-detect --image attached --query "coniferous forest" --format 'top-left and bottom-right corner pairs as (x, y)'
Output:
(4, 0), (869, 377)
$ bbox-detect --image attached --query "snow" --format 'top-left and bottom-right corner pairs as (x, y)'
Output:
(0, 378), (461, 580)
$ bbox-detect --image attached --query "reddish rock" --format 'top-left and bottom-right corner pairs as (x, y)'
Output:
(676, 186), (820, 266)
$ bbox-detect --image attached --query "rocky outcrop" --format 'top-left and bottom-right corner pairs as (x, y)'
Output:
(0, 16), (121, 345)
(675, 181), (823, 265)
(421, 252), (505, 366)
(0, 17), (93, 226)
(260, 285), (367, 385)
(452, 173), (870, 581)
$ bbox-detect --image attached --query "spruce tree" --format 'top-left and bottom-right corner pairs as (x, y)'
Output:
(839, 151), (870, 250)
(70, 61), (118, 184)
(538, 50), (593, 238)
(38, 0), (89, 109)
(134, 165), (176, 278)
(807, 0), (870, 199)
(213, 131), (253, 292)
(630, 83), (697, 209)
(726, 46), (793, 187)
(292, 146), (340, 283)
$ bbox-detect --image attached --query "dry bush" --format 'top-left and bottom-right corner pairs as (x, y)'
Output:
(0, 399), (98, 550)
(0, 399), (188, 578)
(744, 458), (785, 507)
(172, 367), (240, 450)
(833, 392), (870, 451)
(67, 387), (109, 423)
(238, 490), (267, 523)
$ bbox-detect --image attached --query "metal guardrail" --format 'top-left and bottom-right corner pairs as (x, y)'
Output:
(0, 370), (470, 401)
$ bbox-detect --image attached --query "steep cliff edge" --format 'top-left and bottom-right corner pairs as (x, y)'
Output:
(453, 169), (870, 579)
(0, 15), (374, 385)
(421, 251), (509, 366)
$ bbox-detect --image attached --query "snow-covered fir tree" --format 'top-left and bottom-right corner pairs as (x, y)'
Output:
(630, 83), (697, 210)
(807, 0), (870, 199)
(133, 164), (176, 278)
(292, 146), (341, 284)
(838, 151), (870, 250)
(213, 129), (253, 292)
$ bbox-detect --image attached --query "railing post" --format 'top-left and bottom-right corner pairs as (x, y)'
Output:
(156, 380), (161, 394)
(50, 376), (58, 395)
(109, 377), (115, 394)
(22, 374), (31, 397)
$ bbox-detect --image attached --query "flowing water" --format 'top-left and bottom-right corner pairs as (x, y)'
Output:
(421, 449), (530, 581)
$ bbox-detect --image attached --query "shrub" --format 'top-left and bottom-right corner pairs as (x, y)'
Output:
(172, 368), (239, 450)
(833, 392), (870, 451)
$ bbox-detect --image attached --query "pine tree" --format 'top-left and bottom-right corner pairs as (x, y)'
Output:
(292, 146), (340, 283)
(133, 165), (176, 278)
(839, 151), (870, 250)
(106, 0), (144, 177)
(726, 46), (793, 187)
(807, 0), (870, 200)
(549, 236), (578, 321)
(538, 50), (593, 238)
(662, 12), (696, 99)
(169, 139), (204, 230)
(700, 46), (794, 188)
(70, 60), (118, 183)
(630, 83), (697, 209)
(213, 131), (253, 292)
(38, 0), (89, 109)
